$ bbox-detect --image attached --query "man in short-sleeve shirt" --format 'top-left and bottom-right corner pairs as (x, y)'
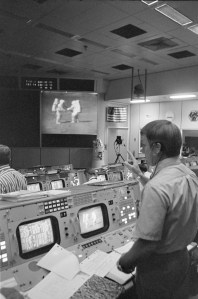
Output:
(117, 120), (198, 299)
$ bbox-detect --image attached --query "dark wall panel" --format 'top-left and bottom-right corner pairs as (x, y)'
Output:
(41, 147), (70, 166)
(11, 147), (40, 169)
(59, 79), (94, 91)
(70, 148), (93, 169)
(42, 134), (96, 148)
(0, 89), (40, 147)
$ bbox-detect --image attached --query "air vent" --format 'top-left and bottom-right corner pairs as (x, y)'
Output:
(32, 0), (48, 3)
(36, 23), (75, 38)
(138, 37), (178, 51)
(111, 24), (146, 39)
(140, 58), (158, 65)
(168, 50), (196, 59)
(46, 69), (68, 75)
(56, 48), (82, 57)
(112, 64), (132, 70)
(112, 49), (136, 59)
(91, 69), (110, 75)
(78, 38), (108, 49)
(22, 64), (42, 70)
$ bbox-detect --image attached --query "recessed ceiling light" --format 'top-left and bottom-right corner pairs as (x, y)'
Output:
(141, 0), (158, 6)
(155, 4), (192, 26)
(130, 99), (150, 104)
(188, 24), (198, 35)
(170, 94), (196, 99)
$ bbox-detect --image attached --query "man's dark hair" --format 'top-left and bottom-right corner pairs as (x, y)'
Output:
(141, 120), (182, 157)
(0, 145), (11, 165)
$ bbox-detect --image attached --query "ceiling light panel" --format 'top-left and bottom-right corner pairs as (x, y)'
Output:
(188, 24), (198, 35)
(155, 4), (193, 26)
(141, 0), (158, 6)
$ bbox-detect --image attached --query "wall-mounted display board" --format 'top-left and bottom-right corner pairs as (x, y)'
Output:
(21, 77), (57, 90)
(41, 91), (97, 135)
(41, 91), (97, 147)
(0, 89), (40, 147)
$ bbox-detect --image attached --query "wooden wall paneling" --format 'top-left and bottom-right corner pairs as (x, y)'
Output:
(11, 147), (40, 169)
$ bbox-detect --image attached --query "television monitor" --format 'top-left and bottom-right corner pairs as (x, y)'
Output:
(16, 216), (60, 259)
(107, 171), (123, 182)
(41, 91), (97, 135)
(78, 204), (109, 238)
(97, 174), (106, 182)
(27, 182), (42, 192)
(50, 179), (65, 190)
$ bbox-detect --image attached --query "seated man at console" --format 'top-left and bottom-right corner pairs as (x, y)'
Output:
(0, 145), (27, 194)
(117, 120), (198, 299)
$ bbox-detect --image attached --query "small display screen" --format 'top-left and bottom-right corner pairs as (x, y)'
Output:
(18, 218), (54, 254)
(78, 206), (104, 234)
(50, 180), (64, 189)
(108, 171), (123, 182)
(97, 174), (106, 181)
(27, 183), (41, 192)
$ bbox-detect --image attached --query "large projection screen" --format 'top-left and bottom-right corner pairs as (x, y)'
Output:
(41, 91), (97, 135)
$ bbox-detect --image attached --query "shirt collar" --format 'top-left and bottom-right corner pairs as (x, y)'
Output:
(153, 157), (181, 176)
(0, 164), (10, 172)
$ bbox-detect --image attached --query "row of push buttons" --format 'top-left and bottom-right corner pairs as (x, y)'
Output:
(0, 241), (8, 267)
(82, 239), (102, 249)
(44, 198), (68, 214)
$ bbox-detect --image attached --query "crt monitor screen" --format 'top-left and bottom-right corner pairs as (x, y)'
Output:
(78, 204), (109, 238)
(50, 179), (64, 190)
(16, 216), (60, 259)
(108, 171), (123, 182)
(27, 182), (41, 192)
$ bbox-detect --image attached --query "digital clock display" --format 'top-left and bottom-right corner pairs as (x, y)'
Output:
(21, 77), (57, 90)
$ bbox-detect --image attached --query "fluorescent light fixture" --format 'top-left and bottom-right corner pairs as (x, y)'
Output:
(188, 24), (198, 35)
(155, 4), (192, 26)
(170, 94), (196, 99)
(130, 99), (150, 104)
(141, 0), (158, 5)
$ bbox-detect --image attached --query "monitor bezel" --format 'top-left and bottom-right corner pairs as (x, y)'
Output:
(16, 216), (60, 259)
(107, 171), (123, 182)
(27, 182), (42, 191)
(50, 179), (65, 189)
(78, 203), (109, 238)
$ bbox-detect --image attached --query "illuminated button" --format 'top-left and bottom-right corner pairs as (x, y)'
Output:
(122, 207), (126, 210)
(57, 203), (60, 206)
(0, 241), (5, 246)
(49, 209), (53, 212)
(58, 208), (61, 211)
(2, 257), (8, 262)
(45, 205), (49, 209)
(49, 205), (52, 208)
(2, 254), (7, 258)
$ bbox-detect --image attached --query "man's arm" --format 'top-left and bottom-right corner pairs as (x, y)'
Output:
(117, 238), (159, 273)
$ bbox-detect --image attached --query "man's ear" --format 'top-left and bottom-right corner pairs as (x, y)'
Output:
(152, 142), (162, 155)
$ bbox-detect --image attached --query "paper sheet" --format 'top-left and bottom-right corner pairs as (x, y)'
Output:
(80, 250), (119, 277)
(114, 240), (135, 254)
(27, 272), (89, 299)
(37, 244), (80, 280)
